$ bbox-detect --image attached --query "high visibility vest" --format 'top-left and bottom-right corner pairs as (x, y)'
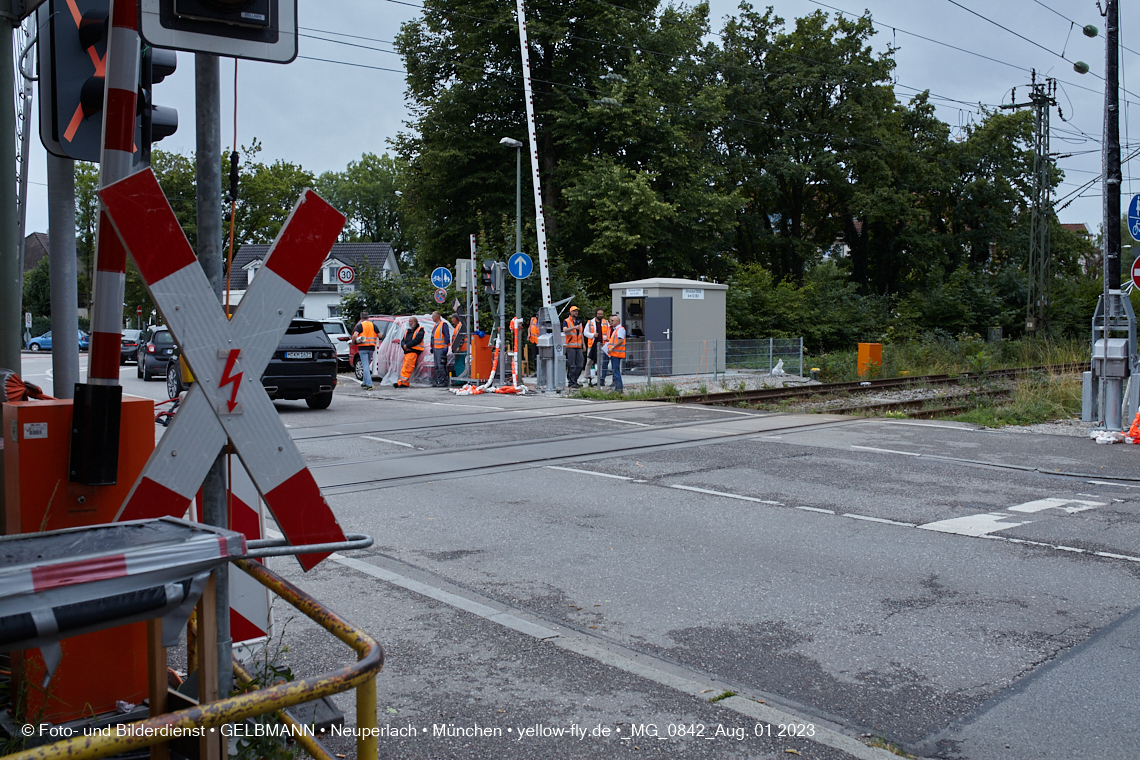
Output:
(451, 323), (467, 352)
(586, 318), (610, 348)
(404, 326), (425, 354)
(607, 326), (626, 359)
(563, 317), (583, 349)
(358, 320), (378, 348)
(529, 317), (539, 344)
(432, 321), (449, 350)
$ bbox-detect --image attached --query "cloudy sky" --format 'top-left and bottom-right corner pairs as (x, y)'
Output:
(22, 0), (1140, 243)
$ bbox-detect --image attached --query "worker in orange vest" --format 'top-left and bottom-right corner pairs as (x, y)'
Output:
(582, 306), (611, 387)
(529, 313), (545, 386)
(564, 305), (585, 388)
(448, 312), (467, 377)
(603, 312), (626, 392)
(394, 317), (425, 388)
(351, 310), (379, 391)
(430, 311), (451, 387)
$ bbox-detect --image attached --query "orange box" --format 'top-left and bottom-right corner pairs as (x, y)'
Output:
(857, 343), (882, 377)
(469, 333), (494, 380)
(2, 396), (155, 722)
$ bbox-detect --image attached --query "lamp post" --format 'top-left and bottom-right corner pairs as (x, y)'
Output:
(500, 137), (524, 325)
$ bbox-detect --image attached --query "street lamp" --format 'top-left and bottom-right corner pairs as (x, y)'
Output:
(499, 137), (524, 326)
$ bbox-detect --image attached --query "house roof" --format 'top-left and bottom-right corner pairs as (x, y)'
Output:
(1061, 223), (1091, 236)
(23, 232), (49, 271)
(228, 241), (396, 290)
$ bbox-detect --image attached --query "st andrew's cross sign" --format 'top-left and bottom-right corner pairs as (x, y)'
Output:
(100, 169), (347, 571)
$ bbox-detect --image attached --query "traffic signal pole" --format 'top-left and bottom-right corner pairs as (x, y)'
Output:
(47, 153), (80, 398)
(195, 51), (233, 705)
(0, 17), (21, 379)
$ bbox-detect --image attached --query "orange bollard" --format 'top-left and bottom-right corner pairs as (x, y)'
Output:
(857, 343), (882, 377)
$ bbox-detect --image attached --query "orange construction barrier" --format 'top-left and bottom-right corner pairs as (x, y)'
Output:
(1127, 409), (1140, 444)
(857, 343), (882, 377)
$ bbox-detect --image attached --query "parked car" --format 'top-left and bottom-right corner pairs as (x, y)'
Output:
(121, 329), (143, 364)
(347, 315), (396, 381)
(26, 330), (89, 352)
(167, 319), (337, 409)
(137, 326), (175, 380)
(319, 318), (352, 369)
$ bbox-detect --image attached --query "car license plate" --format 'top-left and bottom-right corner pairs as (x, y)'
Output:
(164, 348), (172, 354)
(285, 351), (312, 360)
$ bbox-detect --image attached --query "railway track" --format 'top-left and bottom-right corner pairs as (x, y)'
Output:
(653, 362), (1088, 407)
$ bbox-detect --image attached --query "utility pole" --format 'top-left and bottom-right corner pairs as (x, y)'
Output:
(1103, 0), (1121, 297)
(47, 155), (80, 398)
(1002, 70), (1057, 334)
(0, 12), (21, 378)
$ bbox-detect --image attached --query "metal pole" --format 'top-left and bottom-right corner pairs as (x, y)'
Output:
(47, 154), (80, 398)
(498, 273), (506, 387)
(515, 146), (522, 324)
(1100, 0), (1121, 427)
(195, 52), (232, 701)
(0, 18), (21, 377)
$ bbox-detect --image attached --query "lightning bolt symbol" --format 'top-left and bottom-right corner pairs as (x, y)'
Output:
(219, 349), (243, 413)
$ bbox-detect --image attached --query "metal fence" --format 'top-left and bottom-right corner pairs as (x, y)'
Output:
(726, 338), (804, 377)
(604, 337), (804, 382)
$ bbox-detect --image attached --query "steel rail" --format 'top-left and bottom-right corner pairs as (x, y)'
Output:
(5, 560), (384, 760)
(655, 362), (1088, 406)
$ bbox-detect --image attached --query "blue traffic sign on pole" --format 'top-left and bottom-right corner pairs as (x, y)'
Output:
(508, 252), (533, 279)
(1129, 194), (1140, 242)
(431, 267), (453, 289)
(434, 288), (448, 304)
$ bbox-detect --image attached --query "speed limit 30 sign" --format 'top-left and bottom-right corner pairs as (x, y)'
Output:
(337, 265), (355, 285)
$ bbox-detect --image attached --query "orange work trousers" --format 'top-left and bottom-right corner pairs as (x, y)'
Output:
(396, 351), (419, 386)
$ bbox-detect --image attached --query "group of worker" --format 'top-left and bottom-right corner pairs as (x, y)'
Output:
(529, 306), (626, 392)
(351, 310), (465, 390)
(352, 304), (626, 392)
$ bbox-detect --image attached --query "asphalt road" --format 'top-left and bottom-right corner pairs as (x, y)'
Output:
(13, 353), (1140, 759)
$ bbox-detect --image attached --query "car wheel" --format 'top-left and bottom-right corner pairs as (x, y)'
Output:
(29, 343), (40, 352)
(354, 356), (364, 381)
(306, 391), (333, 410)
(137, 361), (144, 379)
(166, 363), (182, 399)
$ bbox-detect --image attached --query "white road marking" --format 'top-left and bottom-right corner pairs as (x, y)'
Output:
(850, 445), (920, 456)
(1095, 551), (1140, 562)
(430, 401), (506, 410)
(670, 484), (784, 505)
(581, 415), (652, 427)
(1087, 480), (1138, 489)
(546, 466), (638, 481)
(843, 513), (916, 527)
(1008, 497), (1105, 514)
(362, 435), (415, 449)
(919, 513), (1030, 537)
(796, 506), (835, 514)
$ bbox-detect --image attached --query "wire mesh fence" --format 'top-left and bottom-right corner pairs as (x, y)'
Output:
(725, 338), (804, 377)
(600, 337), (804, 384)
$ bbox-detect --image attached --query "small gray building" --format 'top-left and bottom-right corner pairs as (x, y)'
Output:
(609, 277), (727, 376)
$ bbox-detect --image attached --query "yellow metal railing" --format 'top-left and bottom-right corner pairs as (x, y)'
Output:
(5, 558), (384, 760)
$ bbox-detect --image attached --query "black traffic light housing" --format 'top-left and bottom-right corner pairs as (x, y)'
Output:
(39, 0), (177, 163)
(481, 262), (498, 295)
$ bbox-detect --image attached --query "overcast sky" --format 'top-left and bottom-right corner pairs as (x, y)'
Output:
(22, 0), (1140, 244)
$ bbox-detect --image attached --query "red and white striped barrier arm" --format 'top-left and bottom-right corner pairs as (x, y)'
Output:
(88, 0), (141, 384)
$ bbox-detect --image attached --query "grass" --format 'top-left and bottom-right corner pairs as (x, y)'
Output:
(806, 335), (1088, 384)
(707, 690), (736, 703)
(570, 383), (674, 400)
(938, 372), (1083, 427)
(864, 735), (915, 758)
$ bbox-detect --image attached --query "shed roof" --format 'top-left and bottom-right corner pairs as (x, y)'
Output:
(609, 277), (728, 291)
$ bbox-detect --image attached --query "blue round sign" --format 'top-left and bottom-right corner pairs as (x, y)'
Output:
(1129, 194), (1140, 243)
(431, 267), (453, 289)
(508, 252), (534, 280)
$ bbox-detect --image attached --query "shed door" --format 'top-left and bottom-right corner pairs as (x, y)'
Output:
(643, 297), (672, 376)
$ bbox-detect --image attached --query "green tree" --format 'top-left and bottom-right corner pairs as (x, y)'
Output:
(22, 256), (51, 317)
(316, 152), (410, 262)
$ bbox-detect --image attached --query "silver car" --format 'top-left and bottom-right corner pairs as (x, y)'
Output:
(320, 318), (352, 370)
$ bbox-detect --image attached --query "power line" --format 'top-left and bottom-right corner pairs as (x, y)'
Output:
(1025, 0), (1140, 58)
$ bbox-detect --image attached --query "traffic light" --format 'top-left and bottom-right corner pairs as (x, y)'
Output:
(481, 262), (496, 295)
(38, 0), (178, 163)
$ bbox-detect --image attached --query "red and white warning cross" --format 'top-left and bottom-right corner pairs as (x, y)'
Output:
(100, 168), (347, 571)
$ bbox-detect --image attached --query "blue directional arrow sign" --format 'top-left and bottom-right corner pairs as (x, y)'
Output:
(1129, 194), (1140, 242)
(431, 266), (453, 289)
(508, 252), (533, 280)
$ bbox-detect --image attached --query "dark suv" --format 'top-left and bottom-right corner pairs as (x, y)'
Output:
(137, 327), (175, 380)
(167, 319), (338, 409)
